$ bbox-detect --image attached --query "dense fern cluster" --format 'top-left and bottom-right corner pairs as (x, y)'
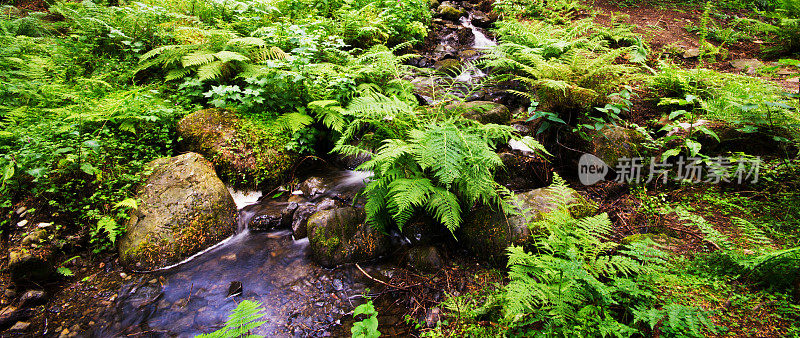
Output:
(327, 93), (546, 233)
(447, 178), (714, 337)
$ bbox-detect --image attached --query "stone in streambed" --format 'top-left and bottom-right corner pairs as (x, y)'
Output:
(118, 153), (237, 270)
(307, 207), (390, 267)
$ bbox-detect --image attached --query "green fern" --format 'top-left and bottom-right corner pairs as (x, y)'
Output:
(497, 177), (712, 336)
(195, 300), (267, 338)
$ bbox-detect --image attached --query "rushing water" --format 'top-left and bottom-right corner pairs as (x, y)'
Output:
(98, 170), (389, 337)
(460, 14), (497, 50)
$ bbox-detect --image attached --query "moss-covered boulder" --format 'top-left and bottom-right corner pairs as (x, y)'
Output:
(118, 153), (237, 270)
(177, 108), (298, 189)
(445, 101), (511, 125)
(307, 207), (390, 267)
(460, 187), (596, 263)
(436, 3), (465, 21)
(591, 125), (648, 166)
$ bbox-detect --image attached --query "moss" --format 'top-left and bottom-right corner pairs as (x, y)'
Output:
(177, 109), (298, 190)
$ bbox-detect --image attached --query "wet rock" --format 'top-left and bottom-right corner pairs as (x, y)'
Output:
(16, 220), (27, 227)
(7, 250), (54, 282)
(118, 153), (238, 270)
(291, 202), (322, 239)
(496, 151), (552, 191)
(307, 207), (390, 267)
(433, 58), (462, 75)
(458, 49), (479, 60)
(590, 125), (648, 166)
(299, 176), (326, 198)
(456, 27), (474, 46)
(405, 246), (444, 273)
(18, 290), (47, 308)
(246, 202), (297, 231)
(177, 108), (298, 189)
(460, 187), (595, 263)
(445, 101), (511, 124)
(436, 3), (465, 21)
(471, 10), (493, 27)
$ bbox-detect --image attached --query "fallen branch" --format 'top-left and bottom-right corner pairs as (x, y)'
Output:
(355, 263), (409, 291)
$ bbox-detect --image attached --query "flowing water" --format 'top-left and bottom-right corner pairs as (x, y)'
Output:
(98, 170), (392, 337)
(99, 5), (498, 336)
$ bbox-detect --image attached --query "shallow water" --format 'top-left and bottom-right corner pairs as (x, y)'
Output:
(99, 230), (389, 337)
(99, 170), (387, 337)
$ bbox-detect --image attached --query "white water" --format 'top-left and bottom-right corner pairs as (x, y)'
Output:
(460, 15), (496, 49)
(227, 187), (263, 209)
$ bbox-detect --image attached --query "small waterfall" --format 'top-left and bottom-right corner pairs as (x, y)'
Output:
(459, 14), (496, 50)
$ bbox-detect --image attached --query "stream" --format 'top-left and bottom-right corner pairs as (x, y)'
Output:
(98, 5), (498, 337)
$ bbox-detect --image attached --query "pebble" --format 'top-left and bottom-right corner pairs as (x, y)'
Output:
(14, 207), (26, 215)
(36, 222), (52, 228)
(16, 220), (28, 227)
(149, 279), (158, 284)
(119, 273), (128, 279)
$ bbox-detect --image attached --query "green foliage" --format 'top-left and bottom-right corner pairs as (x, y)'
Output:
(650, 66), (800, 146)
(196, 300), (268, 338)
(332, 93), (545, 233)
(351, 300), (381, 338)
(459, 178), (714, 337)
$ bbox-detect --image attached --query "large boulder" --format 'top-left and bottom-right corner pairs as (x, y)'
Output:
(307, 207), (390, 267)
(118, 153), (238, 270)
(177, 109), (298, 189)
(460, 187), (595, 263)
(445, 101), (511, 124)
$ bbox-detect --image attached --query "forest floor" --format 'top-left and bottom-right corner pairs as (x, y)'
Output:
(1, 0), (798, 337)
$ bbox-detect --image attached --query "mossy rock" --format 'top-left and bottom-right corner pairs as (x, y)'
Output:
(177, 108), (298, 189)
(436, 3), (464, 21)
(460, 187), (596, 264)
(591, 125), (648, 166)
(445, 101), (511, 125)
(118, 153), (237, 270)
(307, 207), (390, 267)
(433, 59), (463, 75)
